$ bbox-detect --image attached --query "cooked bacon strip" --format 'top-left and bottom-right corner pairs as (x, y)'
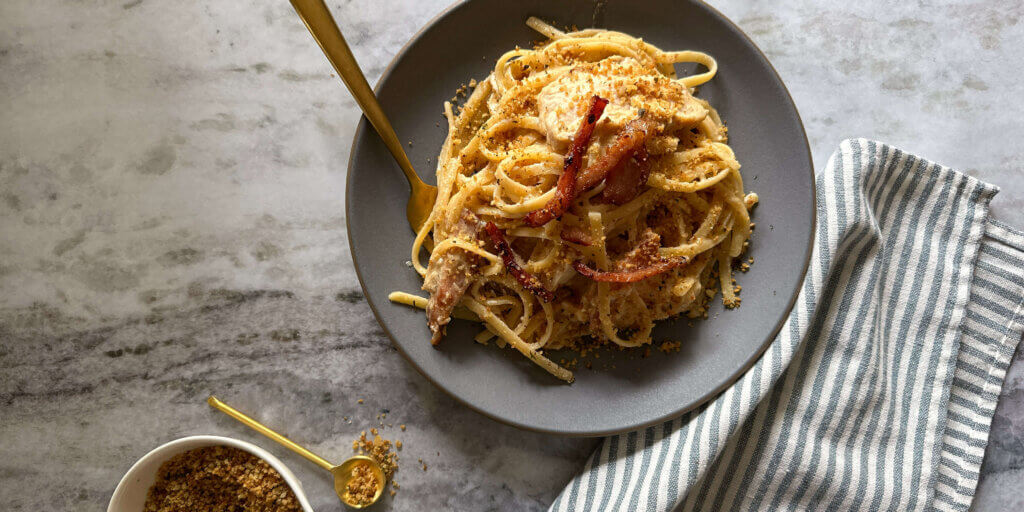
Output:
(524, 95), (608, 227)
(424, 211), (482, 345)
(622, 229), (661, 266)
(600, 144), (651, 205)
(572, 229), (686, 283)
(559, 225), (593, 246)
(484, 222), (555, 302)
(572, 258), (685, 283)
(575, 117), (655, 193)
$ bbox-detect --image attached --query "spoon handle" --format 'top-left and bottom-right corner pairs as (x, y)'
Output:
(288, 0), (423, 190)
(207, 396), (334, 472)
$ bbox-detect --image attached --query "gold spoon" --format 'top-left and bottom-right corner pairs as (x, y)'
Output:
(289, 0), (437, 232)
(207, 396), (386, 509)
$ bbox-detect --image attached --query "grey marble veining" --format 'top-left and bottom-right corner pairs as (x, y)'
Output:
(0, 1), (1021, 510)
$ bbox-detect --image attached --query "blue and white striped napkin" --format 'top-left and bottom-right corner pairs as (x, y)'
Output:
(550, 139), (1024, 512)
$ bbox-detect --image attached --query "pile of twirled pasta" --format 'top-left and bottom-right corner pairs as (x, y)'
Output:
(390, 18), (758, 382)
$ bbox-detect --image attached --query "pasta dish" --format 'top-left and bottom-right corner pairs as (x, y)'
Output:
(389, 18), (758, 382)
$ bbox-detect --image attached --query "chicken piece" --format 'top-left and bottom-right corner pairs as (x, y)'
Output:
(423, 210), (482, 345)
(617, 229), (662, 270)
(537, 57), (706, 149)
(573, 229), (687, 283)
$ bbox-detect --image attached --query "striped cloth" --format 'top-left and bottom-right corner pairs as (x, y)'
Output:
(550, 139), (1024, 512)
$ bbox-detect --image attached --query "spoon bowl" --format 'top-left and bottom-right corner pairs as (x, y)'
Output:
(332, 455), (387, 509)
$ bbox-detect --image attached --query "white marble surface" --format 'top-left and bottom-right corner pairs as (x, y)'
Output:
(1, 0), (1021, 510)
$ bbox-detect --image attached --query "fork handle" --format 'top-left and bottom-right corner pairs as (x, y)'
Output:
(288, 0), (423, 190)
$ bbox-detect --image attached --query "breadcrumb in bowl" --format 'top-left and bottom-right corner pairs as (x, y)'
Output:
(143, 446), (300, 512)
(107, 436), (314, 512)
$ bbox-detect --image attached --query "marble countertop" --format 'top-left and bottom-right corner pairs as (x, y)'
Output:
(1, 0), (1021, 510)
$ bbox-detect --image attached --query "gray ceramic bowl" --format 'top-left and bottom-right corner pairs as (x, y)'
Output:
(346, 0), (814, 436)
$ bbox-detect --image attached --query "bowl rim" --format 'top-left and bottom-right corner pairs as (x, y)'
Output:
(107, 434), (315, 512)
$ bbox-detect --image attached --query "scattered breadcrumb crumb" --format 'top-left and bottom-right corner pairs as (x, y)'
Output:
(659, 341), (681, 354)
(352, 431), (398, 480)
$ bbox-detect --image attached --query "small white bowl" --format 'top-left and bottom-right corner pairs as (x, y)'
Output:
(108, 435), (315, 512)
